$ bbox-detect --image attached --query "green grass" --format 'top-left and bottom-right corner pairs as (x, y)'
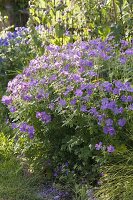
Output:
(0, 157), (42, 200)
(0, 132), (42, 200)
(95, 151), (133, 200)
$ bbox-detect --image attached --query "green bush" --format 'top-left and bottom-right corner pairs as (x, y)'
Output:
(2, 38), (133, 185)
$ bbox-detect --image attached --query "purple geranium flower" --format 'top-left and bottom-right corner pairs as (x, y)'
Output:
(101, 98), (109, 110)
(9, 106), (16, 113)
(36, 91), (45, 100)
(70, 98), (77, 105)
(43, 113), (51, 123)
(114, 107), (124, 115)
(49, 74), (57, 81)
(53, 172), (58, 177)
(127, 96), (133, 102)
(80, 84), (87, 90)
(108, 100), (117, 111)
(88, 71), (97, 77)
(72, 74), (82, 83)
(121, 95), (127, 102)
(113, 88), (120, 95)
(120, 40), (128, 46)
(118, 118), (126, 127)
(101, 82), (113, 93)
(65, 162), (69, 167)
(11, 123), (18, 129)
(105, 118), (113, 126)
(103, 126), (115, 136)
(23, 94), (33, 101)
(87, 89), (93, 96)
(36, 111), (51, 124)
(97, 114), (105, 125)
(59, 99), (66, 107)
(128, 104), (133, 110)
(1, 95), (12, 106)
(119, 57), (127, 64)
(79, 59), (93, 67)
(114, 80), (123, 89)
(27, 125), (35, 139)
(75, 89), (83, 97)
(95, 142), (103, 150)
(19, 122), (28, 132)
(19, 123), (35, 138)
(121, 95), (133, 102)
(49, 103), (55, 110)
(89, 107), (98, 116)
(80, 105), (87, 112)
(125, 48), (133, 55)
(107, 145), (115, 153)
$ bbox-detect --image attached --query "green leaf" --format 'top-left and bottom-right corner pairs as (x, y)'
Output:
(55, 23), (65, 38)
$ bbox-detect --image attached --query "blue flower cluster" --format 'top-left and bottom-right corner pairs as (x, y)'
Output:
(0, 27), (30, 47)
(11, 122), (35, 139)
(38, 184), (70, 200)
(2, 38), (133, 155)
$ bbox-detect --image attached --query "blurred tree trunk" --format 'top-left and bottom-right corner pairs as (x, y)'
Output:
(0, 0), (29, 28)
(4, 0), (15, 26)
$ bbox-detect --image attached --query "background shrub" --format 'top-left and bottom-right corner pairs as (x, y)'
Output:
(0, 25), (46, 132)
(28, 0), (133, 45)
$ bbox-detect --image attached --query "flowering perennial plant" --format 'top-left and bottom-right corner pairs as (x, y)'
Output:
(0, 26), (46, 89)
(2, 38), (133, 180)
(0, 26), (47, 130)
(0, 27), (30, 47)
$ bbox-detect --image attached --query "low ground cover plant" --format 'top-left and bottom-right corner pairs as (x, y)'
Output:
(1, 38), (133, 193)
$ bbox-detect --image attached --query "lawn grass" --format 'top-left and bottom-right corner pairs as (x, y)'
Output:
(0, 157), (42, 200)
